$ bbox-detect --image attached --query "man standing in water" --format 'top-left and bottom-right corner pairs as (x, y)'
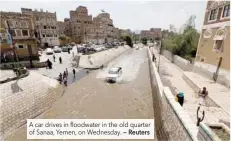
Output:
(73, 69), (76, 77)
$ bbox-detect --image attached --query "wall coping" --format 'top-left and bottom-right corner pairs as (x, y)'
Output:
(148, 48), (163, 97)
(148, 48), (199, 141)
(163, 87), (199, 141)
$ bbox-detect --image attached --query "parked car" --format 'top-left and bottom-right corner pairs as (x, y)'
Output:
(46, 48), (53, 55)
(53, 46), (62, 53)
(105, 67), (122, 83)
(62, 47), (69, 52)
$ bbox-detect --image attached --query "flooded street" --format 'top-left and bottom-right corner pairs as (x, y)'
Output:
(5, 47), (155, 141)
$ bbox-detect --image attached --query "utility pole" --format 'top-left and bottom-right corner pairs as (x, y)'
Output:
(6, 20), (18, 62)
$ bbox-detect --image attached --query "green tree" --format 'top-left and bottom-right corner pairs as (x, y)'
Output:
(125, 36), (133, 47)
(163, 15), (200, 61)
(141, 38), (147, 45)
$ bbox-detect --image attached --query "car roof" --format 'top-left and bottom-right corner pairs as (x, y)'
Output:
(109, 67), (121, 71)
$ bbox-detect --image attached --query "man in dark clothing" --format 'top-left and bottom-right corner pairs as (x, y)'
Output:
(53, 55), (55, 62)
(59, 57), (62, 64)
(152, 54), (156, 62)
(47, 59), (52, 69)
(63, 71), (67, 79)
(73, 69), (76, 77)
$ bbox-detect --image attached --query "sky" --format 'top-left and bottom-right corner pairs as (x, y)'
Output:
(0, 1), (207, 32)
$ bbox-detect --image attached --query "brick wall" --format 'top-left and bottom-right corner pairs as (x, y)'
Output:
(147, 48), (198, 141)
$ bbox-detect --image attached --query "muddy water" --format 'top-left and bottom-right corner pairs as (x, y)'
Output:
(5, 48), (156, 141)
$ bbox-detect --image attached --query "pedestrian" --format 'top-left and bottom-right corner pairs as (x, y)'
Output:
(198, 87), (208, 106)
(58, 73), (63, 84)
(63, 77), (67, 86)
(66, 68), (68, 76)
(176, 92), (184, 106)
(59, 57), (62, 64)
(46, 59), (52, 69)
(53, 55), (56, 62)
(63, 71), (67, 79)
(73, 68), (76, 77)
(152, 54), (156, 62)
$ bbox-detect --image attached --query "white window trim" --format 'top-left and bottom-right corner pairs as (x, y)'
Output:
(16, 29), (22, 37)
(212, 40), (224, 53)
(21, 29), (30, 37)
(20, 21), (28, 28)
(220, 4), (230, 20)
(207, 8), (218, 23)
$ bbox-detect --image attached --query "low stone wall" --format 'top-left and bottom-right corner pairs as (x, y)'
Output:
(182, 72), (219, 108)
(192, 62), (230, 88)
(147, 48), (198, 141)
(197, 123), (230, 141)
(79, 46), (130, 69)
(0, 61), (47, 69)
(162, 50), (173, 62)
(161, 49), (193, 71)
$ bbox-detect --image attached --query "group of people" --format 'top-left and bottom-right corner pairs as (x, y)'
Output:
(58, 68), (76, 86)
(176, 87), (208, 107)
(53, 55), (63, 64)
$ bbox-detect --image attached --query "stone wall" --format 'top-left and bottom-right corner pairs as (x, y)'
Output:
(162, 50), (173, 62)
(192, 62), (230, 88)
(0, 61), (47, 69)
(161, 49), (193, 71)
(147, 48), (198, 141)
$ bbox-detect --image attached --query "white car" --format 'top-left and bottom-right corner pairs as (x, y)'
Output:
(46, 48), (53, 55)
(105, 67), (122, 83)
(53, 46), (62, 53)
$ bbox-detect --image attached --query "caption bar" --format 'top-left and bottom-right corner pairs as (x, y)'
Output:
(27, 119), (154, 139)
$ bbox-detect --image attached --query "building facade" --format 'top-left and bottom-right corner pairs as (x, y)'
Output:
(57, 21), (65, 36)
(21, 8), (60, 47)
(89, 12), (118, 44)
(195, 1), (230, 70)
(194, 0), (230, 86)
(0, 11), (38, 62)
(141, 28), (162, 40)
(70, 6), (93, 44)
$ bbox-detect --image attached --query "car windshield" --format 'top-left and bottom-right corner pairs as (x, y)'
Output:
(108, 69), (119, 74)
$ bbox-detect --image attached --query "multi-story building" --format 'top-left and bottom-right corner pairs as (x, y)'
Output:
(21, 8), (59, 47)
(57, 21), (65, 36)
(195, 0), (230, 85)
(141, 28), (162, 40)
(70, 6), (92, 43)
(140, 30), (150, 39)
(120, 29), (132, 37)
(63, 18), (72, 37)
(0, 11), (38, 62)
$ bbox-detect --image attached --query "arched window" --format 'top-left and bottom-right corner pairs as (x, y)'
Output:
(5, 19), (15, 28)
(213, 28), (227, 40)
(20, 21), (28, 28)
(203, 28), (212, 38)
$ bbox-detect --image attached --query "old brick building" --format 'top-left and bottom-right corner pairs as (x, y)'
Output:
(21, 8), (59, 47)
(89, 12), (120, 44)
(0, 11), (38, 62)
(70, 6), (93, 43)
(141, 28), (162, 40)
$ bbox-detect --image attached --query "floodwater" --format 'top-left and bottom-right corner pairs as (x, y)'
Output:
(96, 47), (147, 84)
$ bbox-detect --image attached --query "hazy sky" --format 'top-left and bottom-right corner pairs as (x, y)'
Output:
(0, 1), (207, 31)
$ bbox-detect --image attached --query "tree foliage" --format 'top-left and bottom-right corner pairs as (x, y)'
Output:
(141, 38), (147, 45)
(124, 36), (133, 47)
(163, 15), (200, 61)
